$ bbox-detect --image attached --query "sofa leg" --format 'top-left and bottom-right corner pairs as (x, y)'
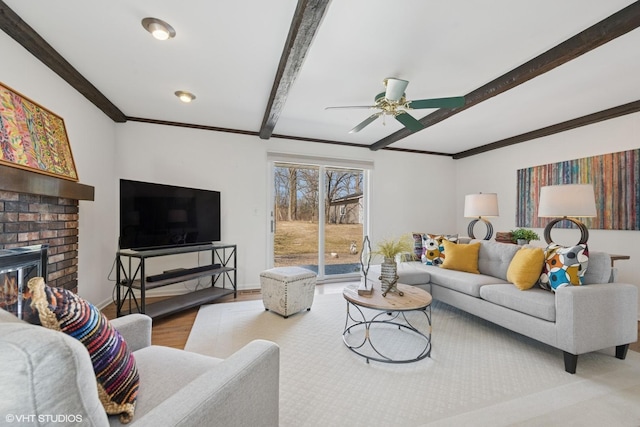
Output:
(563, 352), (577, 374)
(615, 344), (629, 360)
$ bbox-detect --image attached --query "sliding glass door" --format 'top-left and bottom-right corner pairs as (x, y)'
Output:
(270, 161), (367, 281)
(272, 163), (320, 271)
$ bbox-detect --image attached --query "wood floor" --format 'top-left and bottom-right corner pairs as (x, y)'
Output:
(103, 287), (640, 353)
(102, 290), (262, 349)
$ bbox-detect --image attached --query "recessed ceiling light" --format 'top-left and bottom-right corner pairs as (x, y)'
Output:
(175, 91), (196, 103)
(141, 17), (176, 41)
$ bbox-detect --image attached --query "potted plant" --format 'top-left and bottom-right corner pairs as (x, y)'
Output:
(374, 235), (413, 295)
(510, 228), (540, 245)
(374, 234), (414, 262)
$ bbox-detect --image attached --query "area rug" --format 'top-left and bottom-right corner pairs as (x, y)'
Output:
(185, 290), (640, 426)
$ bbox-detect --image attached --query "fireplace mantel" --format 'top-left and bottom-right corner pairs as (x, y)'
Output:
(0, 164), (94, 201)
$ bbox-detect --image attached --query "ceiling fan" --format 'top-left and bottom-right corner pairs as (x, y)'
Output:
(326, 78), (465, 133)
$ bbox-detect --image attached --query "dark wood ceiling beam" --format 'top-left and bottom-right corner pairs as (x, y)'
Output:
(0, 1), (127, 122)
(259, 0), (331, 140)
(369, 1), (640, 151)
(453, 99), (640, 159)
(127, 116), (452, 156)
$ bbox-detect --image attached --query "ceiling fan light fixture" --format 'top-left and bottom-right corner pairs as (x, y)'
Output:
(326, 77), (463, 133)
(142, 17), (176, 40)
(175, 91), (196, 103)
(384, 78), (409, 102)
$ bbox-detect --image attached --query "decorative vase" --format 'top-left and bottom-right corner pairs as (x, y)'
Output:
(517, 239), (529, 245)
(379, 257), (399, 296)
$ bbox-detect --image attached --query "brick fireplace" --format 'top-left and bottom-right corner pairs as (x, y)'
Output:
(0, 164), (94, 293)
(0, 190), (79, 291)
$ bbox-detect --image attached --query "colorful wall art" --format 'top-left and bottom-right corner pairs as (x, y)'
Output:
(0, 83), (78, 181)
(516, 149), (640, 230)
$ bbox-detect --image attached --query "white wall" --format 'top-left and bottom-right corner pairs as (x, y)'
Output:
(456, 112), (640, 308)
(0, 32), (118, 305)
(5, 26), (637, 307)
(115, 122), (458, 290)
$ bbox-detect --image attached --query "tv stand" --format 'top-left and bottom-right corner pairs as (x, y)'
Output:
(115, 243), (236, 319)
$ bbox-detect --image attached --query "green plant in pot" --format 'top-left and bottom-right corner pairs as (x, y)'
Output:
(510, 228), (540, 245)
(374, 235), (413, 296)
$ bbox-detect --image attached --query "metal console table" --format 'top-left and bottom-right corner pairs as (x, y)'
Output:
(116, 243), (236, 319)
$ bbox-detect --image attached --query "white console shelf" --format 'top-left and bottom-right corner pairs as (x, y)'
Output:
(115, 243), (236, 319)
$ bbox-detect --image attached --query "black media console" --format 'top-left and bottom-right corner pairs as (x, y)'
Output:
(115, 243), (236, 319)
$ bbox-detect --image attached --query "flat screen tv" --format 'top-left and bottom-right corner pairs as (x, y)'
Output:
(119, 179), (221, 250)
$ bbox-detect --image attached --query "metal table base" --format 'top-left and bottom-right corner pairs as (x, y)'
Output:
(343, 301), (431, 364)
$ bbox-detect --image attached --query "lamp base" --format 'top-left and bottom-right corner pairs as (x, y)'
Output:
(543, 217), (589, 245)
(467, 218), (493, 240)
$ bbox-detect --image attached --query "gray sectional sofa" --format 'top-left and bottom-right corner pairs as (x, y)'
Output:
(371, 240), (638, 373)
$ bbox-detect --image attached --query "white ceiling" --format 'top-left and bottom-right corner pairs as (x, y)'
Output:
(4, 0), (640, 155)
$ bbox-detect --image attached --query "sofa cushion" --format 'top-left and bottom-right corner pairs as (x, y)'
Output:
(476, 240), (521, 280)
(506, 247), (545, 290)
(117, 345), (221, 424)
(440, 240), (480, 274)
(581, 251), (612, 284)
(397, 262), (432, 285)
(426, 265), (508, 297)
(0, 308), (22, 323)
(369, 262), (431, 286)
(479, 284), (556, 322)
(24, 277), (139, 423)
(539, 244), (589, 292)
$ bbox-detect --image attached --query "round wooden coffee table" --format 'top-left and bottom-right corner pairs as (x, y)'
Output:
(342, 282), (432, 364)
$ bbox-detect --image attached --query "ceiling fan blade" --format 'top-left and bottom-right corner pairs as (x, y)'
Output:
(349, 114), (380, 133)
(395, 111), (424, 132)
(325, 105), (377, 110)
(385, 78), (409, 102)
(408, 96), (466, 109)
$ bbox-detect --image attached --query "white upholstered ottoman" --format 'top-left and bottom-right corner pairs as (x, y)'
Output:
(260, 266), (317, 318)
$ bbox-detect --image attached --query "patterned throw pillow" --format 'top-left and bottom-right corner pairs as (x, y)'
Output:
(24, 277), (139, 423)
(419, 233), (458, 266)
(539, 244), (589, 292)
(411, 233), (424, 260)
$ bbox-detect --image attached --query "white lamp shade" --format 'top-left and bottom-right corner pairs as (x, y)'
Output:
(537, 184), (597, 218)
(464, 193), (499, 218)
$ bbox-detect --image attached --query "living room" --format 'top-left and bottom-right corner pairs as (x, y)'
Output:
(0, 1), (637, 308)
(1, 1), (640, 425)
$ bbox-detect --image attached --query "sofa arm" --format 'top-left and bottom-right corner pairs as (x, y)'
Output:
(132, 339), (280, 427)
(110, 314), (152, 352)
(555, 282), (638, 355)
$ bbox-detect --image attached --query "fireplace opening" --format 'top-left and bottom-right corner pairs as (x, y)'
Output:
(0, 245), (48, 319)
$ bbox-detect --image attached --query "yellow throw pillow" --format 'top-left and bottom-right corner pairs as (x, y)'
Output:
(507, 247), (545, 290)
(440, 240), (480, 274)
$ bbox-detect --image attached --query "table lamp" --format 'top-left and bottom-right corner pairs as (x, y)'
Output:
(464, 193), (499, 240)
(537, 184), (596, 245)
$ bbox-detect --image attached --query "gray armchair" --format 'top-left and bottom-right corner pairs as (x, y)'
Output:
(0, 310), (280, 426)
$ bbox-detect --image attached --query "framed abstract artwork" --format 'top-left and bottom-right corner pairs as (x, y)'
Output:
(0, 82), (78, 181)
(516, 149), (640, 231)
